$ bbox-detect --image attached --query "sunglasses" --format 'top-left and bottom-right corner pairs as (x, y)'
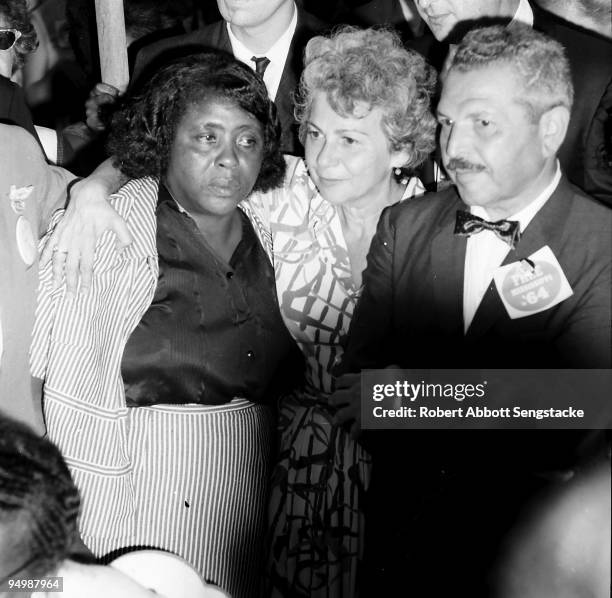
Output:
(0, 29), (22, 51)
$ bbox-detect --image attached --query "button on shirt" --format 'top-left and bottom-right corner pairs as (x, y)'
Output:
(226, 2), (298, 101)
(463, 163), (561, 332)
(121, 184), (296, 407)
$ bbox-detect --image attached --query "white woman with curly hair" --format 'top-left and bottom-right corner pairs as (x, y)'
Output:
(249, 27), (438, 597)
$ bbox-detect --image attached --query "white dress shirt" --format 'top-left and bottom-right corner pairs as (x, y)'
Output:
(462, 162), (561, 332)
(226, 2), (298, 101)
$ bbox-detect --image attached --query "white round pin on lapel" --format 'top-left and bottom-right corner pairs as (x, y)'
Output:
(15, 216), (37, 267)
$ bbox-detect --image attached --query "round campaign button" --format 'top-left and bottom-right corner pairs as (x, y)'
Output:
(15, 216), (37, 267)
(501, 260), (561, 312)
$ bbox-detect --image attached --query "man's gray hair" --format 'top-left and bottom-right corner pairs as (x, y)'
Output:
(446, 24), (574, 121)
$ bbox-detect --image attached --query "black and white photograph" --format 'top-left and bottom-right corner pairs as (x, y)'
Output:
(1, 0), (611, 596)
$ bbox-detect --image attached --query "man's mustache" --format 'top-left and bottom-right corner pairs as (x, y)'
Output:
(446, 158), (486, 172)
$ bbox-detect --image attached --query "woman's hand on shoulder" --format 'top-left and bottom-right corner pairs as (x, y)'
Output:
(40, 177), (132, 296)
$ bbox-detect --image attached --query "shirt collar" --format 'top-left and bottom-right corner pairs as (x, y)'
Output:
(157, 182), (258, 260)
(226, 2), (297, 67)
(158, 180), (189, 214)
(510, 0), (534, 27)
(472, 160), (561, 232)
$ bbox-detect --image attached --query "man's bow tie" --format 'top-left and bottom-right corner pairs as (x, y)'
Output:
(454, 210), (521, 249)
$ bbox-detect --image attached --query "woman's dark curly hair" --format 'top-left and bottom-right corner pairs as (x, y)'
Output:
(0, 0), (38, 71)
(108, 51), (286, 193)
(0, 413), (80, 581)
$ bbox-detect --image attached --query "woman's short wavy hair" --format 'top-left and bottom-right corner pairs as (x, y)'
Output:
(295, 26), (437, 170)
(108, 51), (285, 193)
(0, 0), (38, 70)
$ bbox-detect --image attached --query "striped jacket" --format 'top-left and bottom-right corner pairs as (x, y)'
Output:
(32, 177), (160, 540)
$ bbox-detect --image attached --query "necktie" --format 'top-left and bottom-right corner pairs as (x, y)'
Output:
(251, 56), (270, 77)
(454, 210), (521, 249)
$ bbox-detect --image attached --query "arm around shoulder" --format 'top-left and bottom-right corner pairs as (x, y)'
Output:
(40, 157), (132, 294)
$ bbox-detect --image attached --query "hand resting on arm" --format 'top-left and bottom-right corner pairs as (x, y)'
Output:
(40, 157), (131, 295)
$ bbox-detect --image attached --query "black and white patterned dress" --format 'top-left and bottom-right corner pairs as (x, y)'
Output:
(247, 157), (424, 597)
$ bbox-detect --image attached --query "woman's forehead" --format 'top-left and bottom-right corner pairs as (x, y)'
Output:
(180, 98), (262, 129)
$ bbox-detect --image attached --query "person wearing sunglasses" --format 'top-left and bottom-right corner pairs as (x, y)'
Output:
(0, 0), (40, 145)
(0, 28), (20, 52)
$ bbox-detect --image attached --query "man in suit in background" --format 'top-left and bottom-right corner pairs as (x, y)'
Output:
(0, 124), (74, 434)
(531, 1), (612, 204)
(88, 0), (325, 155)
(411, 0), (612, 204)
(0, 122), (130, 434)
(334, 24), (611, 595)
(534, 0), (611, 40)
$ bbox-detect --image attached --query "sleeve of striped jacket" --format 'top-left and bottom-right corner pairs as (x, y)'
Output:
(30, 178), (156, 381)
(31, 210), (67, 380)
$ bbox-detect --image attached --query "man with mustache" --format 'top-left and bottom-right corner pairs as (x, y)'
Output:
(340, 24), (610, 372)
(411, 0), (612, 204)
(333, 24), (611, 595)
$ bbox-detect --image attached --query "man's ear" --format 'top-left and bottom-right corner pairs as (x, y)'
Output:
(538, 105), (570, 158)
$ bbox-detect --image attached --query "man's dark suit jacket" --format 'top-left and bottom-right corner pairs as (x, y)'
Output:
(130, 10), (326, 155)
(342, 177), (611, 372)
(339, 178), (611, 595)
(533, 6), (612, 205)
(339, 173), (611, 477)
